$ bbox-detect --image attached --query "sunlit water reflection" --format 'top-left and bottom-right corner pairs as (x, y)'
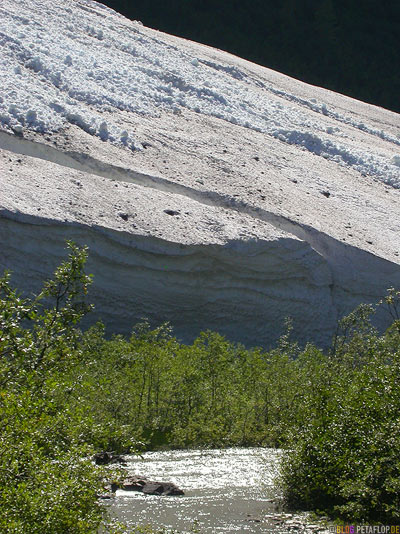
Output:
(109, 447), (285, 533)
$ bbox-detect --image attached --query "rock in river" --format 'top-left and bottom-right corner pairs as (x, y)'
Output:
(120, 476), (184, 496)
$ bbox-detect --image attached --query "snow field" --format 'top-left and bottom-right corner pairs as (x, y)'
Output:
(1, 0), (400, 187)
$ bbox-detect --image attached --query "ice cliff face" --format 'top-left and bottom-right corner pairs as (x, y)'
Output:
(1, 0), (399, 347)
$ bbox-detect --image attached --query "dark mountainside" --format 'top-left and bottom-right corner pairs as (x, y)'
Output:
(102, 0), (400, 113)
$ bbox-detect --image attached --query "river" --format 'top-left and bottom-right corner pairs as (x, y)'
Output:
(108, 447), (289, 533)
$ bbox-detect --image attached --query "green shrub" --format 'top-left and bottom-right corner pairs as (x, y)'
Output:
(0, 243), (108, 533)
(279, 298), (400, 522)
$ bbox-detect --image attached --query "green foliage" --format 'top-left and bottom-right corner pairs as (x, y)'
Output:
(279, 294), (400, 522)
(60, 283), (400, 523)
(0, 243), (108, 533)
(2, 243), (399, 527)
(71, 324), (309, 451)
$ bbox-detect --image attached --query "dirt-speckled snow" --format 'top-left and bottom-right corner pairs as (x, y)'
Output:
(1, 0), (399, 347)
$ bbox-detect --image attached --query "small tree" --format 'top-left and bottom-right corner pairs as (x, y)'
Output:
(0, 243), (109, 533)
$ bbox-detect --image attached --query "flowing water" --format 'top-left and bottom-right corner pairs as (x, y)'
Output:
(109, 447), (287, 533)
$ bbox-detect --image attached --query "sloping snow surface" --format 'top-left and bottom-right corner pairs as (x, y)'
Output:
(1, 0), (399, 347)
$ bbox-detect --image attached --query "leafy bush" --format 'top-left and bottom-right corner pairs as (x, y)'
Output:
(279, 297), (400, 522)
(0, 243), (107, 533)
(71, 324), (307, 450)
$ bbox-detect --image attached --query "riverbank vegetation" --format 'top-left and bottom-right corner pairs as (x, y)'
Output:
(1, 244), (399, 531)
